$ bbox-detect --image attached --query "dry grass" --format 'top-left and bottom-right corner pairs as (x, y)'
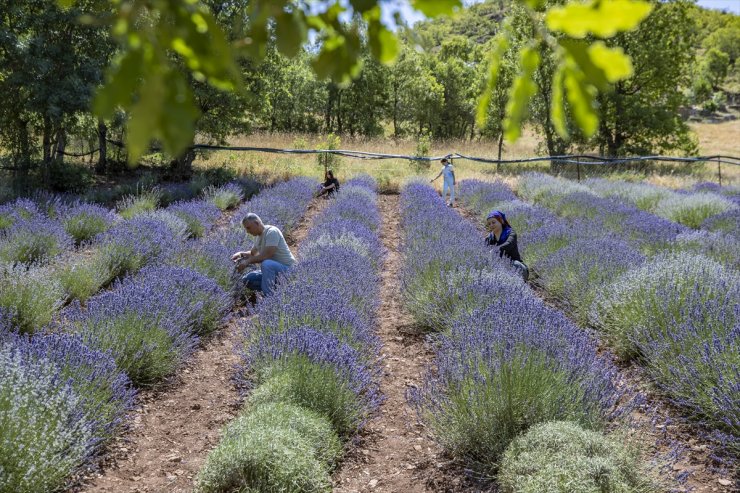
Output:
(194, 123), (739, 190)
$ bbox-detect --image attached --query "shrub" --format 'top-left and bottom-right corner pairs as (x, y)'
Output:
(54, 256), (111, 302)
(655, 192), (737, 228)
(702, 208), (740, 239)
(0, 216), (74, 264)
(584, 178), (672, 212)
(116, 188), (162, 219)
(0, 344), (94, 493)
(0, 264), (65, 333)
(591, 252), (737, 359)
(632, 288), (739, 457)
(499, 421), (661, 493)
(97, 216), (184, 280)
(169, 239), (236, 292)
(59, 203), (117, 244)
(674, 230), (739, 271)
(202, 182), (243, 211)
(255, 282), (378, 355)
(536, 237), (644, 323)
(195, 402), (340, 493)
(64, 275), (199, 386)
(411, 301), (620, 476)
(47, 160), (94, 193)
(240, 327), (380, 437)
(134, 265), (230, 336)
(5, 331), (135, 445)
(167, 199), (221, 238)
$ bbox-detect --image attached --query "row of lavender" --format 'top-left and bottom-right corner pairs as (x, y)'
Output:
(0, 179), (314, 492)
(459, 175), (738, 463)
(196, 176), (382, 492)
(0, 183), (246, 334)
(400, 183), (656, 489)
(579, 177), (739, 230)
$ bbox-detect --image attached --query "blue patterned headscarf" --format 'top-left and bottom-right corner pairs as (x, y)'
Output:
(486, 210), (511, 243)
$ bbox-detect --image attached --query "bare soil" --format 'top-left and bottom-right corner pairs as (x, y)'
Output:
(333, 194), (490, 493)
(74, 199), (323, 493)
(455, 203), (737, 492)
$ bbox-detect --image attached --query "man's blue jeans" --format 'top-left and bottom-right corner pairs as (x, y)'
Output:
(243, 259), (291, 296)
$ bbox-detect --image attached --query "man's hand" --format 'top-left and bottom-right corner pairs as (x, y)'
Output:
(231, 251), (250, 262)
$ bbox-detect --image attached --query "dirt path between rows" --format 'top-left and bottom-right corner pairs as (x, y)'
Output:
(334, 194), (480, 493)
(454, 203), (736, 493)
(77, 199), (323, 493)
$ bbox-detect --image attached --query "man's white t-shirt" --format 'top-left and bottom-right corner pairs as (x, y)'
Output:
(442, 164), (455, 183)
(253, 225), (296, 267)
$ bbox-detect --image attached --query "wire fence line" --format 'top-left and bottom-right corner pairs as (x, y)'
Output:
(2, 138), (735, 185)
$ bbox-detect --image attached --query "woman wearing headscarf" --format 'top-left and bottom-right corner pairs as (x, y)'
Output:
(485, 210), (529, 281)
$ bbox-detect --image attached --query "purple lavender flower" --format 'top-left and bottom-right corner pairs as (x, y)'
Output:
(239, 326), (381, 435)
(4, 331), (135, 445)
(133, 265), (231, 336)
(344, 174), (377, 192)
(169, 238), (237, 292)
(63, 271), (200, 386)
(167, 199), (222, 238)
(1, 341), (96, 492)
(59, 202), (118, 245)
(702, 208), (740, 240)
(233, 177), (316, 235)
(0, 215), (74, 264)
(96, 215), (185, 280)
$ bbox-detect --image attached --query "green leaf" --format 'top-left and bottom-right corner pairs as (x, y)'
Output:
(56, 0), (74, 8)
(588, 41), (633, 82)
(411, 0), (461, 17)
(550, 64), (568, 138)
(503, 45), (540, 142)
(275, 11), (306, 57)
(126, 71), (166, 165)
(559, 39), (609, 91)
(367, 14), (399, 64)
(546, 0), (653, 39)
(562, 62), (599, 137)
(476, 33), (510, 126)
(93, 50), (144, 120)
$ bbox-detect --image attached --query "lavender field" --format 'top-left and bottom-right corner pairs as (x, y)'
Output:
(0, 173), (737, 492)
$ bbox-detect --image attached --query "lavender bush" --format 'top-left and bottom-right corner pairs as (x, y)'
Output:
(411, 302), (621, 476)
(195, 402), (340, 493)
(167, 199), (221, 238)
(241, 327), (381, 436)
(59, 202), (118, 245)
(0, 264), (65, 333)
(674, 230), (739, 271)
(97, 215), (185, 281)
(53, 256), (111, 302)
(654, 192), (737, 229)
(202, 182), (243, 211)
(536, 237), (645, 323)
(0, 198), (42, 231)
(1, 344), (94, 492)
(63, 273), (200, 386)
(584, 178), (672, 212)
(169, 239), (236, 292)
(0, 215), (74, 264)
(591, 252), (737, 359)
(702, 208), (740, 239)
(133, 265), (231, 336)
(116, 188), (162, 219)
(233, 177), (316, 235)
(499, 421), (662, 493)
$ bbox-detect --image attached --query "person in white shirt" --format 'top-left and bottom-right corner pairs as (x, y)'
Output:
(431, 157), (456, 207)
(231, 213), (296, 296)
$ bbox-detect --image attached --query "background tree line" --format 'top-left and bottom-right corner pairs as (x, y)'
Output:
(0, 0), (737, 190)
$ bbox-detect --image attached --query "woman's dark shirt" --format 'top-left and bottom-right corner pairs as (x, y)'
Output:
(485, 228), (522, 262)
(324, 178), (340, 196)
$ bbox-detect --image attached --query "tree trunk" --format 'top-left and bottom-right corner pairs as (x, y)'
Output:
(53, 127), (66, 163)
(96, 120), (107, 174)
(169, 147), (196, 180)
(497, 132), (504, 173)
